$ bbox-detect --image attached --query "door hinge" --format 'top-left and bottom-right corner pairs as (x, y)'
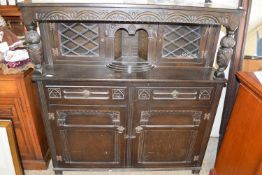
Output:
(204, 113), (211, 120)
(48, 113), (55, 120)
(193, 155), (200, 161)
(56, 155), (62, 161)
(52, 48), (59, 57)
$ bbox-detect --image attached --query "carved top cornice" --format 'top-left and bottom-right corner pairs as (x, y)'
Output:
(19, 5), (243, 29)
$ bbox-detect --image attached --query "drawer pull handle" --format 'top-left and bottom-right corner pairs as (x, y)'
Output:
(135, 126), (143, 133)
(116, 126), (125, 133)
(63, 89), (110, 100)
(63, 90), (109, 95)
(153, 90), (197, 100)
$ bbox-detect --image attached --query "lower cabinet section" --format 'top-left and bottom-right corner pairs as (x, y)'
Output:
(132, 109), (207, 168)
(49, 106), (127, 168)
(38, 81), (223, 174)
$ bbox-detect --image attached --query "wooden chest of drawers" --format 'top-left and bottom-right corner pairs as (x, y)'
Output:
(0, 69), (50, 169)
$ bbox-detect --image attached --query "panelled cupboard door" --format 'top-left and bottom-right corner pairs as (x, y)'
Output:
(131, 105), (209, 168)
(48, 105), (127, 168)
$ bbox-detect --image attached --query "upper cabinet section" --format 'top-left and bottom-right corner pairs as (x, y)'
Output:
(19, 1), (243, 77)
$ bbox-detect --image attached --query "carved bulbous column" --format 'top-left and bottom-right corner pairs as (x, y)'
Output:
(25, 22), (43, 73)
(215, 29), (236, 79)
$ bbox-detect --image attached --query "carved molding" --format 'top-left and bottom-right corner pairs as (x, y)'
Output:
(56, 110), (121, 126)
(138, 89), (151, 100)
(48, 88), (62, 99)
(35, 9), (231, 26)
(106, 23), (156, 38)
(140, 110), (203, 126)
(112, 89), (125, 100)
(198, 89), (211, 100)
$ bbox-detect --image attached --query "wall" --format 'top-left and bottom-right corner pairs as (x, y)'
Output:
(245, 25), (262, 56)
(245, 0), (262, 56)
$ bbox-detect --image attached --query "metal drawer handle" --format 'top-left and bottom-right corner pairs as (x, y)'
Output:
(153, 90), (197, 100)
(171, 90), (197, 98)
(63, 89), (110, 100)
(63, 90), (109, 95)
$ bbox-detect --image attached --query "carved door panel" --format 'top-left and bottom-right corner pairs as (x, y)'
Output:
(131, 105), (209, 168)
(49, 105), (127, 168)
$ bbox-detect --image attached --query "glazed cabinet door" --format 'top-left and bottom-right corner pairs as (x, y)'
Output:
(131, 104), (209, 168)
(48, 105), (127, 168)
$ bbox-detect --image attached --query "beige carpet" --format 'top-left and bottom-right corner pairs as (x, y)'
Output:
(25, 137), (218, 175)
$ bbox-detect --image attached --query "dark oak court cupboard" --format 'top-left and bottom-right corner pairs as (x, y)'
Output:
(18, 1), (243, 174)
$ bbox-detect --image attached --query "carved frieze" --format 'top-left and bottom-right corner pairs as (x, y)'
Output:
(35, 9), (231, 26)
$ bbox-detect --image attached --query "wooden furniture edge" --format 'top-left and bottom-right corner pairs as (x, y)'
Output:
(0, 6), (21, 17)
(236, 72), (262, 98)
(0, 69), (32, 78)
(257, 163), (262, 175)
(209, 169), (218, 175)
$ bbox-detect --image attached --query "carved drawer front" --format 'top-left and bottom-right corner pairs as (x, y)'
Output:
(136, 87), (213, 102)
(48, 106), (126, 168)
(46, 85), (127, 103)
(132, 108), (210, 168)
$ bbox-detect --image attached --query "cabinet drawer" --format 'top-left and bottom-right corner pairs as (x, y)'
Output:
(45, 85), (127, 104)
(136, 87), (214, 104)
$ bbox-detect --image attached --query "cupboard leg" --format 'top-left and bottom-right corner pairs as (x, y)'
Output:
(54, 170), (63, 175)
(192, 169), (200, 175)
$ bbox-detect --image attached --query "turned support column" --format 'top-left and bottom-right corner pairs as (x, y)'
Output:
(25, 22), (43, 74)
(215, 28), (236, 79)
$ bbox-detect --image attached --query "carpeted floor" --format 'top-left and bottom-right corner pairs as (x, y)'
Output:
(25, 137), (218, 175)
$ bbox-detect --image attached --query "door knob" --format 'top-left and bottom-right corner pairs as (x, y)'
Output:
(116, 126), (125, 133)
(135, 126), (143, 133)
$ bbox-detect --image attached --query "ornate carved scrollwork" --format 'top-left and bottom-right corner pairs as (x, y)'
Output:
(25, 22), (43, 73)
(215, 29), (236, 79)
(36, 10), (231, 26)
